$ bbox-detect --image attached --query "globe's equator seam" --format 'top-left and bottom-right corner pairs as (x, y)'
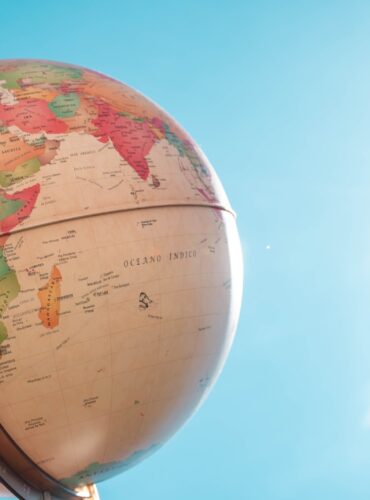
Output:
(0, 202), (236, 238)
(0, 59), (242, 496)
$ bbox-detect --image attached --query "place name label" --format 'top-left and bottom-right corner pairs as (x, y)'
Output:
(123, 249), (197, 269)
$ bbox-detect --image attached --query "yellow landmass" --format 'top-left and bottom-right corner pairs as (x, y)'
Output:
(0, 128), (45, 171)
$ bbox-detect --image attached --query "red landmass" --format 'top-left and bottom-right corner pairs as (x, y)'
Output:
(0, 184), (40, 234)
(0, 99), (68, 134)
(197, 188), (217, 203)
(0, 235), (8, 249)
(92, 101), (157, 180)
(150, 117), (166, 135)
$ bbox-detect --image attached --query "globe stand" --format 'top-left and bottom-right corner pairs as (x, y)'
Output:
(0, 426), (99, 500)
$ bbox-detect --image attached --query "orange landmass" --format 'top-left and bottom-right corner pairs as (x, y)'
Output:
(0, 128), (45, 171)
(38, 265), (62, 329)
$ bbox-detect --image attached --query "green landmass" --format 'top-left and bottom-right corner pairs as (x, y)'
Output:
(183, 141), (208, 176)
(0, 247), (20, 346)
(118, 111), (146, 123)
(0, 157), (41, 188)
(0, 246), (11, 277)
(0, 322), (7, 344)
(0, 196), (23, 220)
(0, 247), (21, 307)
(163, 122), (186, 155)
(0, 63), (83, 89)
(163, 123), (208, 175)
(49, 93), (80, 118)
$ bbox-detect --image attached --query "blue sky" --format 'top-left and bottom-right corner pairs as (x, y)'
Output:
(3, 1), (370, 498)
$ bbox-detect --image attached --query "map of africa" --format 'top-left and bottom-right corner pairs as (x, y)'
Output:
(0, 60), (242, 489)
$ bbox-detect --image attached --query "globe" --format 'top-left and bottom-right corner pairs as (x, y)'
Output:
(0, 60), (243, 493)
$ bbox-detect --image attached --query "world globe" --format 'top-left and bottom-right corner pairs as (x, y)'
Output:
(0, 60), (243, 497)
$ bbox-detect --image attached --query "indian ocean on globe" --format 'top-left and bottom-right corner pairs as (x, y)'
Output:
(0, 60), (243, 490)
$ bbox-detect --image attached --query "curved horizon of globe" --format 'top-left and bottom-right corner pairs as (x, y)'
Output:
(0, 60), (223, 353)
(0, 61), (216, 194)
(61, 443), (161, 489)
(0, 60), (241, 490)
(0, 205), (240, 487)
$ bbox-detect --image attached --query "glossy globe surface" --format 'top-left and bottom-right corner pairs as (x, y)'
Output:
(0, 60), (242, 489)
